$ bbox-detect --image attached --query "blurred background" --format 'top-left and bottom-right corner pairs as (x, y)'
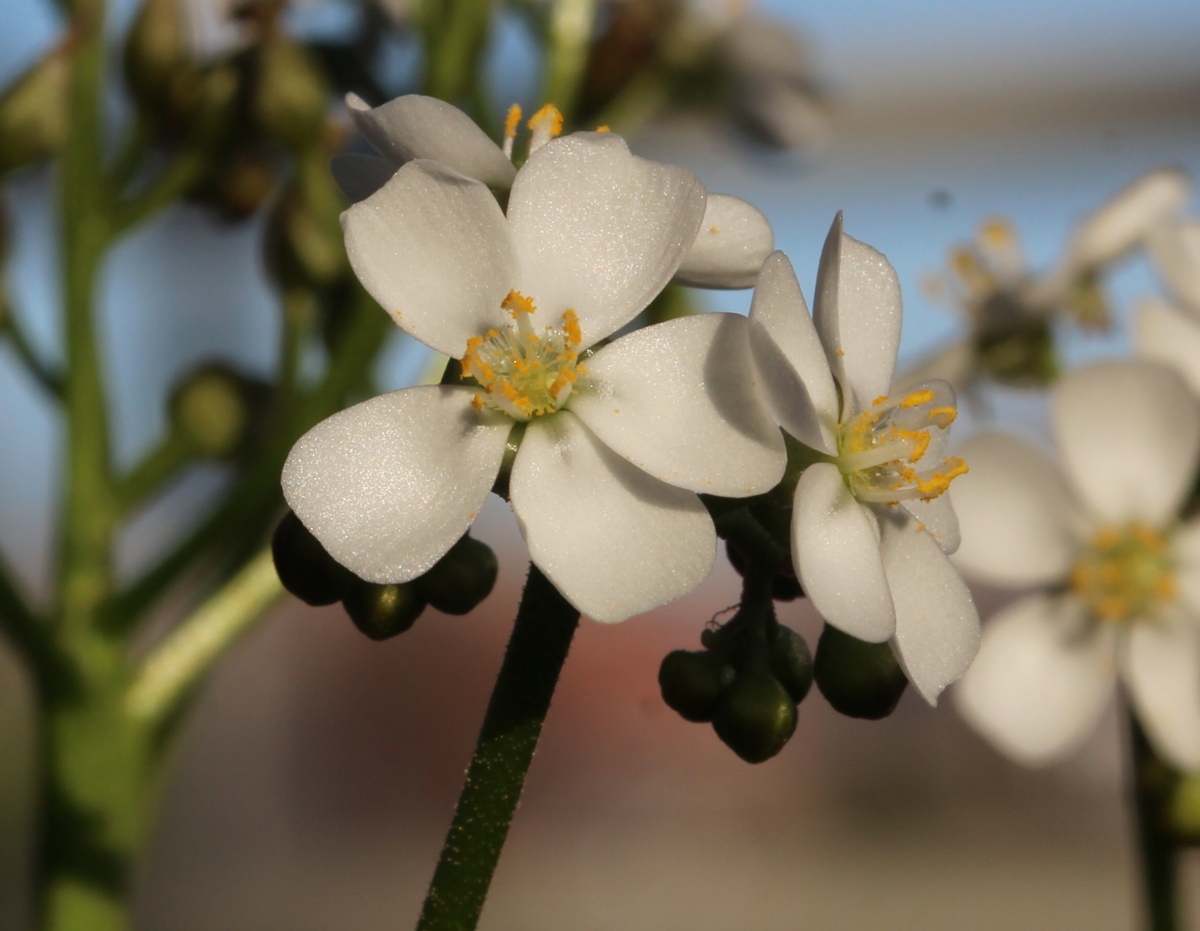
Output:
(2, 0), (1200, 928)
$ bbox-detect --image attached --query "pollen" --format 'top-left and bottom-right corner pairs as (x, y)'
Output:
(595, 125), (611, 132)
(709, 225), (720, 234)
(460, 299), (585, 421)
(835, 385), (966, 506)
(528, 103), (564, 153)
(1070, 522), (1176, 624)
(503, 103), (523, 159)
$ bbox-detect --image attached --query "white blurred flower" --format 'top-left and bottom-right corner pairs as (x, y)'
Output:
(331, 94), (776, 289)
(747, 216), (979, 705)
(283, 130), (787, 623)
(901, 169), (1192, 395)
(1137, 218), (1200, 395)
(953, 361), (1200, 769)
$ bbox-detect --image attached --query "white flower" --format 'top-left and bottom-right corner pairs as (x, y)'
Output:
(952, 360), (1200, 769)
(1137, 217), (1200, 395)
(747, 215), (980, 705)
(330, 94), (776, 289)
(282, 130), (787, 623)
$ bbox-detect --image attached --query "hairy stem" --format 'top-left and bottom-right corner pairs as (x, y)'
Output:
(1129, 711), (1180, 931)
(416, 565), (580, 931)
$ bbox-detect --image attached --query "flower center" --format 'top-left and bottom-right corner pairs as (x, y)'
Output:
(836, 387), (967, 505)
(1070, 523), (1176, 624)
(460, 290), (585, 421)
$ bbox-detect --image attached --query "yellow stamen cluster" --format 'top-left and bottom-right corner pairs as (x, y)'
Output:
(1070, 523), (1176, 624)
(837, 388), (967, 505)
(461, 291), (585, 421)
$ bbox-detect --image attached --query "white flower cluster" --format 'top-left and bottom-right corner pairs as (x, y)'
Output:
(947, 169), (1200, 772)
(282, 95), (980, 703)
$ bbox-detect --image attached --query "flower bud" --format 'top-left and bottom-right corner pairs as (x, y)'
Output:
(0, 50), (68, 175)
(711, 666), (797, 763)
(813, 624), (908, 720)
(272, 510), (357, 606)
(168, 363), (256, 458)
(253, 34), (329, 150)
(342, 581), (426, 641)
(1170, 772), (1200, 842)
(767, 622), (812, 703)
(659, 649), (733, 723)
(974, 309), (1056, 388)
(413, 534), (499, 615)
(124, 0), (187, 116)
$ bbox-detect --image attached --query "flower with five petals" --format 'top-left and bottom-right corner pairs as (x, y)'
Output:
(747, 214), (980, 705)
(282, 130), (786, 623)
(953, 360), (1200, 769)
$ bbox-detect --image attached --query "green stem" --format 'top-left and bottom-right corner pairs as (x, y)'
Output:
(125, 548), (283, 728)
(3, 305), (63, 398)
(543, 0), (597, 122)
(422, 0), (493, 104)
(1130, 710), (1180, 931)
(416, 564), (580, 931)
(113, 430), (194, 515)
(111, 146), (207, 234)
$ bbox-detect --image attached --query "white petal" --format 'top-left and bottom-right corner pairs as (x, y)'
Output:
(568, 313), (785, 496)
(672, 194), (774, 289)
(1174, 519), (1200, 617)
(880, 516), (980, 705)
(506, 132), (707, 347)
(900, 494), (960, 554)
(1123, 616), (1200, 771)
(1053, 360), (1200, 527)
(1065, 167), (1190, 270)
(950, 433), (1082, 587)
(282, 386), (512, 583)
(1148, 219), (1200, 315)
(812, 213), (903, 415)
(1133, 298), (1200, 396)
(342, 159), (518, 357)
(509, 413), (716, 623)
(792, 462), (894, 642)
(954, 595), (1117, 766)
(748, 251), (839, 454)
(330, 153), (396, 204)
(345, 93), (516, 190)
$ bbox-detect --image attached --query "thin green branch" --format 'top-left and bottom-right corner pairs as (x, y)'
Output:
(1129, 709), (1181, 931)
(113, 430), (194, 516)
(543, 0), (597, 122)
(106, 114), (151, 199)
(2, 305), (63, 398)
(422, 0), (493, 103)
(111, 146), (207, 234)
(125, 548), (283, 727)
(0, 549), (72, 699)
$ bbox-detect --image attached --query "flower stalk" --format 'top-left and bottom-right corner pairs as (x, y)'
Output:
(416, 564), (580, 931)
(1130, 711), (1181, 931)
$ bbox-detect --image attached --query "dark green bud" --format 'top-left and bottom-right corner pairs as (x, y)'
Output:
(413, 534), (499, 615)
(813, 623), (908, 720)
(659, 650), (733, 723)
(254, 35), (330, 150)
(975, 309), (1057, 388)
(1170, 772), (1200, 842)
(711, 666), (797, 763)
(272, 510), (357, 606)
(767, 623), (813, 703)
(343, 581), (426, 641)
(168, 363), (252, 458)
(124, 0), (187, 116)
(0, 50), (68, 175)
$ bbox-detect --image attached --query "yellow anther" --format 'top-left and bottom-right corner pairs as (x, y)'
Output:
(504, 104), (522, 139)
(901, 390), (935, 409)
(1071, 522), (1176, 624)
(562, 309), (582, 347)
(916, 457), (968, 499)
(872, 395), (889, 406)
(980, 217), (1014, 247)
(528, 103), (564, 138)
(502, 290), (537, 317)
(595, 124), (611, 132)
(929, 406), (957, 428)
(471, 394), (484, 410)
(709, 225), (720, 234)
(893, 427), (931, 463)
